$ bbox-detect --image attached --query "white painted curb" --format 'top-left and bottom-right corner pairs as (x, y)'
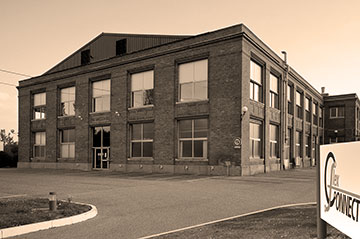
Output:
(139, 202), (316, 239)
(0, 202), (97, 239)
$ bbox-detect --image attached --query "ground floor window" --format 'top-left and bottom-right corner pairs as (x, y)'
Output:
(305, 134), (311, 158)
(179, 118), (208, 159)
(269, 124), (279, 158)
(60, 129), (75, 158)
(250, 122), (262, 158)
(130, 122), (154, 158)
(295, 131), (302, 158)
(33, 132), (46, 158)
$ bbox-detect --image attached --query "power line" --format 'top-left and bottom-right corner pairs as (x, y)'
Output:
(0, 81), (17, 87)
(0, 68), (32, 77)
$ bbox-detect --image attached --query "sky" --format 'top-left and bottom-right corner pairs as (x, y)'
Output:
(1, 0), (360, 141)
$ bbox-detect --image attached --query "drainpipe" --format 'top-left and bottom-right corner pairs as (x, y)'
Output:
(281, 51), (288, 170)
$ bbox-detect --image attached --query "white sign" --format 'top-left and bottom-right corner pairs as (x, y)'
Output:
(320, 142), (360, 239)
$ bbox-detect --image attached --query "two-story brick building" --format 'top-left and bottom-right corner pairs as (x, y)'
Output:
(17, 24), (325, 175)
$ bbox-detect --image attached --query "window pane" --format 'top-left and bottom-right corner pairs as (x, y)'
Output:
(194, 140), (204, 157)
(102, 79), (110, 92)
(93, 127), (102, 147)
(330, 108), (336, 117)
(34, 146), (40, 157)
(92, 81), (103, 97)
(34, 93), (46, 106)
(180, 83), (193, 101)
(144, 89), (154, 105)
(69, 144), (75, 158)
(250, 83), (254, 100)
(131, 73), (143, 91)
(254, 141), (261, 157)
(102, 95), (110, 111)
(94, 98), (102, 112)
(132, 142), (141, 157)
(296, 92), (301, 106)
(250, 61), (262, 84)
(305, 98), (310, 111)
(181, 141), (192, 157)
(35, 133), (41, 145)
(69, 102), (75, 115)
(132, 124), (141, 140)
(143, 142), (153, 157)
(143, 71), (154, 90)
(133, 91), (143, 107)
(254, 84), (260, 102)
(287, 85), (291, 102)
(179, 120), (192, 138)
(194, 119), (208, 137)
(61, 88), (69, 102)
(143, 123), (154, 139)
(61, 145), (68, 158)
(67, 129), (75, 142)
(103, 127), (110, 147)
(270, 74), (278, 93)
(338, 107), (344, 117)
(194, 59), (208, 82)
(194, 81), (207, 100)
(179, 62), (193, 83)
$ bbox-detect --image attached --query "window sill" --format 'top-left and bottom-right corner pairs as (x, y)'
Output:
(127, 157), (154, 161)
(30, 157), (45, 161)
(57, 115), (76, 119)
(128, 105), (154, 110)
(31, 118), (46, 122)
(57, 157), (75, 161)
(176, 99), (209, 105)
(89, 111), (111, 115)
(175, 158), (208, 162)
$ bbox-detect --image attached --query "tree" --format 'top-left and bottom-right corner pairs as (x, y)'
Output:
(0, 129), (16, 146)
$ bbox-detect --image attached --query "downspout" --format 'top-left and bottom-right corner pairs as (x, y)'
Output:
(281, 51), (288, 170)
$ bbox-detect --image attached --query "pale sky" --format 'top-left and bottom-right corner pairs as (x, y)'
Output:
(1, 0), (360, 141)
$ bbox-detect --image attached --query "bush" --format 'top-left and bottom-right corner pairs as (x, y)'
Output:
(0, 145), (18, 168)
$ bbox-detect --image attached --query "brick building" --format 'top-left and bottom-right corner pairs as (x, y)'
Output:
(323, 92), (360, 144)
(17, 24), (325, 175)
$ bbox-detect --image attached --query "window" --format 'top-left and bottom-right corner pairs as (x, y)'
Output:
(179, 59), (208, 102)
(60, 87), (75, 116)
(81, 49), (91, 65)
(330, 107), (345, 118)
(305, 134), (311, 158)
(33, 92), (46, 119)
(296, 91), (303, 118)
(319, 107), (323, 127)
(250, 122), (262, 158)
(131, 70), (154, 107)
(250, 60), (262, 102)
(287, 84), (293, 115)
(116, 39), (127, 55)
(295, 131), (302, 158)
(313, 102), (318, 125)
(130, 123), (154, 158)
(33, 132), (46, 158)
(269, 124), (279, 158)
(60, 129), (75, 158)
(312, 136), (317, 158)
(179, 119), (208, 158)
(286, 128), (292, 160)
(269, 74), (279, 109)
(92, 79), (110, 112)
(305, 97), (311, 122)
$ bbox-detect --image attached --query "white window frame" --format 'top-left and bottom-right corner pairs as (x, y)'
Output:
(269, 73), (279, 109)
(178, 119), (208, 159)
(269, 124), (279, 158)
(130, 123), (154, 158)
(60, 87), (75, 116)
(250, 122), (262, 158)
(179, 59), (208, 102)
(131, 70), (154, 108)
(92, 79), (111, 113)
(330, 107), (345, 118)
(60, 129), (75, 158)
(33, 92), (46, 120)
(295, 131), (302, 158)
(250, 60), (262, 102)
(33, 131), (46, 158)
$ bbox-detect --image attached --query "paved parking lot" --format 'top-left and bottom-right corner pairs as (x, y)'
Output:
(0, 168), (316, 239)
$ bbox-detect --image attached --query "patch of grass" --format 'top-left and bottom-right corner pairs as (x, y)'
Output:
(0, 197), (91, 229)
(155, 204), (350, 239)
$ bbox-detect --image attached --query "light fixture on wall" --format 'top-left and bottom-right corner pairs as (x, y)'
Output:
(240, 106), (248, 120)
(77, 115), (83, 121)
(115, 111), (120, 117)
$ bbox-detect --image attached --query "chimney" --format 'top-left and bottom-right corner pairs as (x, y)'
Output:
(321, 87), (325, 94)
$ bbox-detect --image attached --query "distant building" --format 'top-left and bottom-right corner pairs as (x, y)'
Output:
(323, 93), (360, 144)
(17, 24), (328, 175)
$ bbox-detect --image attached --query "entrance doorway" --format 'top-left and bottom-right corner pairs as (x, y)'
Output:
(93, 126), (110, 169)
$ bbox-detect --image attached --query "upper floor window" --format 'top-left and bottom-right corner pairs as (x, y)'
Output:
(92, 79), (110, 112)
(116, 39), (127, 56)
(269, 124), (279, 158)
(250, 60), (262, 102)
(179, 119), (208, 159)
(319, 107), (323, 127)
(60, 129), (75, 158)
(131, 70), (154, 108)
(179, 59), (208, 102)
(33, 92), (46, 120)
(330, 106), (345, 118)
(130, 123), (154, 158)
(250, 122), (262, 158)
(60, 87), (75, 116)
(81, 49), (91, 65)
(313, 102), (318, 125)
(296, 91), (303, 119)
(305, 97), (311, 122)
(33, 131), (46, 158)
(287, 84), (293, 115)
(269, 74), (279, 109)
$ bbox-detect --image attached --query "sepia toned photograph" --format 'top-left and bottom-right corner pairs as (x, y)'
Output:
(0, 0), (359, 238)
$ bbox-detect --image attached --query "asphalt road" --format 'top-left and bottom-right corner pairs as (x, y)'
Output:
(0, 168), (316, 239)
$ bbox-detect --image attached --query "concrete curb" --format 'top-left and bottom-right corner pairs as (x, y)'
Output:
(139, 202), (316, 239)
(0, 202), (97, 239)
